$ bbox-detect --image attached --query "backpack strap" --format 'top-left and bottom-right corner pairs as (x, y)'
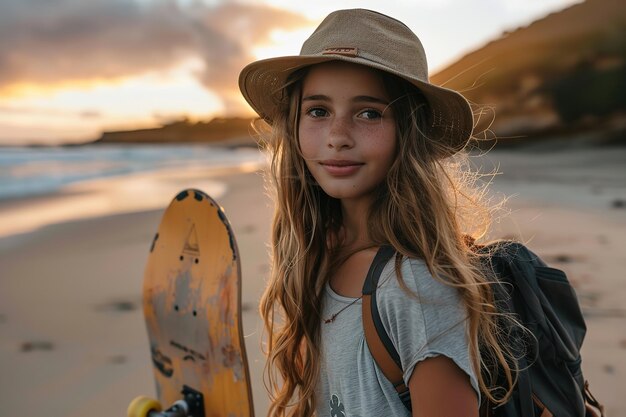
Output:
(361, 245), (412, 410)
(584, 381), (605, 417)
(361, 243), (530, 414)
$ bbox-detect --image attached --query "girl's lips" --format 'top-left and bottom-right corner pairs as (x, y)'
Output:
(319, 160), (364, 176)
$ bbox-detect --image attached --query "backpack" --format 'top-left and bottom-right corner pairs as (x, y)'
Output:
(361, 242), (605, 417)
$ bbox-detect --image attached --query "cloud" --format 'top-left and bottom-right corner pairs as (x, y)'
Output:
(187, 2), (310, 112)
(0, 0), (309, 113)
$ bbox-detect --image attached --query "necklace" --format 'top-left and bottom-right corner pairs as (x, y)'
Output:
(323, 246), (378, 324)
(323, 293), (363, 324)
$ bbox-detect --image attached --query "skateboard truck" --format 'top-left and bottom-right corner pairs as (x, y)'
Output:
(180, 385), (205, 417)
(127, 386), (205, 417)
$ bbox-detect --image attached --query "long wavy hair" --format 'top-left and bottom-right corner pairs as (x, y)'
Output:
(257, 66), (519, 417)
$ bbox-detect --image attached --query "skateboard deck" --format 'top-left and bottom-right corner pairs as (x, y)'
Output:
(129, 189), (254, 417)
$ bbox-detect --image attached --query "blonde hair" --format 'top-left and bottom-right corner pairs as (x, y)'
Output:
(258, 67), (518, 417)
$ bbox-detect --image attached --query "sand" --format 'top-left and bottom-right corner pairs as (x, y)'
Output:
(0, 146), (624, 416)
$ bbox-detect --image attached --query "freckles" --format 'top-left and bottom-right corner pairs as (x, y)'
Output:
(300, 142), (317, 161)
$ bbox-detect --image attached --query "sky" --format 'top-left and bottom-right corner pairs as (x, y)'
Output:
(0, 0), (583, 145)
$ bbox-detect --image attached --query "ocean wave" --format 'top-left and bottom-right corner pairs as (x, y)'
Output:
(0, 144), (264, 200)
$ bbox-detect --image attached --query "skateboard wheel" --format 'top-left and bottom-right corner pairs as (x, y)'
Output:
(127, 396), (163, 417)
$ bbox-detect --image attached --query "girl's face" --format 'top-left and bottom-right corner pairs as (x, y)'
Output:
(298, 61), (397, 205)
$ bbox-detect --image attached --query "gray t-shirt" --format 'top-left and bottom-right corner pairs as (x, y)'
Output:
(315, 256), (480, 417)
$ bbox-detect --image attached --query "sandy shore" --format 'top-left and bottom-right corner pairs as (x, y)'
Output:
(0, 146), (624, 416)
(0, 168), (274, 417)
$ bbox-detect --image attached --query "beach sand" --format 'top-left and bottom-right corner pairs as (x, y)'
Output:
(0, 146), (624, 416)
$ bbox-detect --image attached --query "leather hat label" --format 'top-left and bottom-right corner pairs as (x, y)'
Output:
(322, 47), (358, 57)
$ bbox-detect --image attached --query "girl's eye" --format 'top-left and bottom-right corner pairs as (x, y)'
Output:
(358, 109), (383, 120)
(305, 107), (328, 118)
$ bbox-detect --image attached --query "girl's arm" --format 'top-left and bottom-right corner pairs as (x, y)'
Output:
(408, 355), (479, 417)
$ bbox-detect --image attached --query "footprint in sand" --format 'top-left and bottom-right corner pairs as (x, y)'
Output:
(611, 199), (626, 209)
(543, 253), (587, 264)
(108, 355), (127, 364)
(97, 300), (138, 312)
(21, 341), (54, 352)
(603, 364), (615, 374)
(241, 224), (256, 234)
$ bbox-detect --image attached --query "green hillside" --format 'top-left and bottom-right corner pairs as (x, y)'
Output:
(431, 0), (626, 145)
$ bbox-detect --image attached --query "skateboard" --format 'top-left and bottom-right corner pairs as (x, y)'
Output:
(128, 189), (254, 417)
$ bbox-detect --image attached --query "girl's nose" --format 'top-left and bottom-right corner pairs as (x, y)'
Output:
(327, 116), (354, 149)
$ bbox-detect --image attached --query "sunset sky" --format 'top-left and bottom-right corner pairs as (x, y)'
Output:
(0, 0), (582, 145)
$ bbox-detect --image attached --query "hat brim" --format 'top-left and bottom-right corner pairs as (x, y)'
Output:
(239, 54), (474, 157)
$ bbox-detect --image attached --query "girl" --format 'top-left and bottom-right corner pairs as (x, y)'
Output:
(239, 9), (516, 417)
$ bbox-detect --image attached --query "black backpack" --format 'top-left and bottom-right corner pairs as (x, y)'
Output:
(361, 243), (604, 417)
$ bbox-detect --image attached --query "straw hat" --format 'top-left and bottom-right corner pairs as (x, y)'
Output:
(238, 8), (474, 156)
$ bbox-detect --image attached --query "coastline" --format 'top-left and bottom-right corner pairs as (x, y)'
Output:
(0, 158), (265, 239)
(0, 146), (625, 416)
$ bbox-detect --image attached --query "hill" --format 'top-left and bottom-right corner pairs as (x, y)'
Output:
(94, 117), (256, 147)
(94, 0), (625, 148)
(431, 0), (626, 146)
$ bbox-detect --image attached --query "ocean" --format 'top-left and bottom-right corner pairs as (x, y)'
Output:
(0, 144), (265, 201)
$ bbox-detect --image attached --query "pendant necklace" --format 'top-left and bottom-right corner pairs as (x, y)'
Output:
(324, 294), (363, 324)
(323, 246), (375, 324)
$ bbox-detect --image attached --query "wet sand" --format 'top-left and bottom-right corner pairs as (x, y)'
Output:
(0, 146), (624, 416)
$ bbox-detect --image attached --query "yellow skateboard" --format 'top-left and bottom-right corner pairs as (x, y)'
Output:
(128, 189), (254, 417)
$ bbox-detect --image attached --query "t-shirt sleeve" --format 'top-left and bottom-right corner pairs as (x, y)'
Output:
(375, 257), (480, 401)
